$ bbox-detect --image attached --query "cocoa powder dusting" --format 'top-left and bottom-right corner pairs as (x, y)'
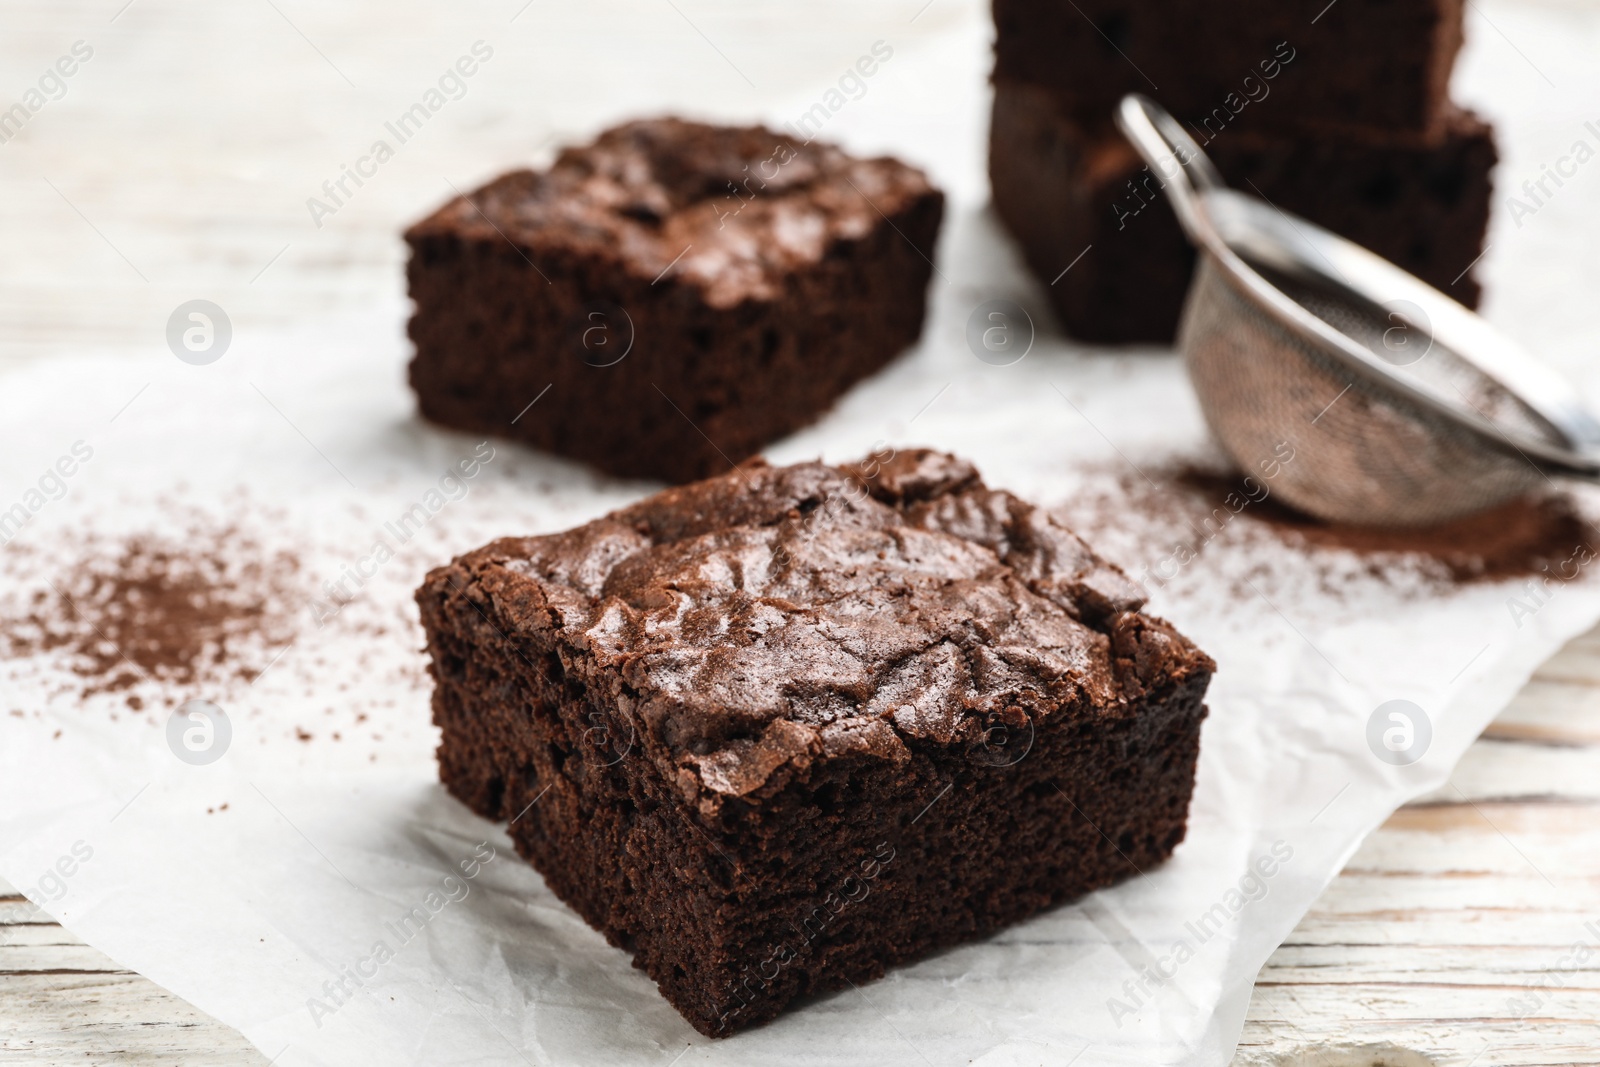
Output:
(4, 529), (301, 697)
(1059, 461), (1598, 596)
(1173, 467), (1596, 584)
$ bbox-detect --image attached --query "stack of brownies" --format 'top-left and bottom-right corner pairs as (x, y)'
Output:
(988, 0), (1496, 344)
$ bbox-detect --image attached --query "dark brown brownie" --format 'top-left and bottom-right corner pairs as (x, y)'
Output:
(405, 119), (944, 484)
(992, 0), (1464, 137)
(417, 449), (1214, 1036)
(989, 82), (1496, 345)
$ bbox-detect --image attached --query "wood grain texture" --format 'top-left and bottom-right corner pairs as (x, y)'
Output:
(0, 896), (265, 1064)
(1232, 624), (1600, 1067)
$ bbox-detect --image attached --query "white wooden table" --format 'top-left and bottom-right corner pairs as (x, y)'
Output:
(3, 1), (1598, 1063)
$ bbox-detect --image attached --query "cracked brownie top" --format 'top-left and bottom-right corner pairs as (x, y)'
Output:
(431, 450), (1212, 810)
(404, 118), (939, 308)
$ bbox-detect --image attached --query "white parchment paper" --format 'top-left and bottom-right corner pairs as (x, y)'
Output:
(4, 3), (1600, 1064)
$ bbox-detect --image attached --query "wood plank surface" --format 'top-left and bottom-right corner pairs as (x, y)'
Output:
(1232, 627), (1600, 1067)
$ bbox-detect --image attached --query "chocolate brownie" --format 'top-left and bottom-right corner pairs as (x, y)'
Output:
(989, 82), (1496, 344)
(417, 449), (1214, 1036)
(405, 119), (944, 484)
(992, 0), (1464, 137)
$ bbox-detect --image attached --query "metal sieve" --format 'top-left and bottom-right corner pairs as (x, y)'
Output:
(1114, 94), (1600, 527)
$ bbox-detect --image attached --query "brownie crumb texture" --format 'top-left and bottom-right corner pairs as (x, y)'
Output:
(417, 450), (1213, 1035)
(406, 119), (945, 484)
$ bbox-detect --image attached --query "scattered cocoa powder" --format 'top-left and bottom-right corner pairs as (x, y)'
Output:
(1171, 466), (1596, 584)
(3, 528), (302, 698)
(1157, 467), (1595, 583)
(1055, 460), (1599, 600)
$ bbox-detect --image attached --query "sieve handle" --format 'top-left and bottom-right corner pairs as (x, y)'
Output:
(1114, 95), (1225, 248)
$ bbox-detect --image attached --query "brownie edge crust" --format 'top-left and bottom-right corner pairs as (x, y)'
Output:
(416, 450), (1214, 1036)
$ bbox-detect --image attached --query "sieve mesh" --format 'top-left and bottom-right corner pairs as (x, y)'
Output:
(1257, 263), (1560, 447)
(1180, 258), (1549, 527)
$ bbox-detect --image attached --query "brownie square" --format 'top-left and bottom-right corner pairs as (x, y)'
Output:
(405, 119), (944, 484)
(989, 82), (1496, 345)
(416, 449), (1214, 1035)
(992, 0), (1464, 137)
